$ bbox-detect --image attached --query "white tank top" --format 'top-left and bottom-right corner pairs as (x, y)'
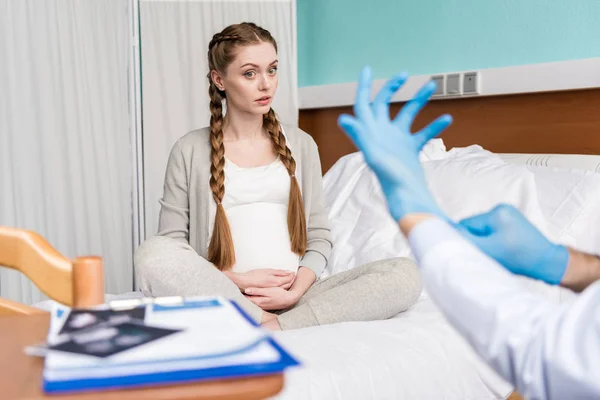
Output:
(222, 156), (300, 274)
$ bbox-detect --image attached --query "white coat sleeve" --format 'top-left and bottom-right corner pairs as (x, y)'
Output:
(408, 218), (600, 400)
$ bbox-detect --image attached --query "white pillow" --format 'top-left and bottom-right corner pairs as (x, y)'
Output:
(321, 138), (450, 276)
(322, 143), (548, 280)
(424, 146), (548, 233)
(423, 146), (564, 301)
(526, 165), (600, 255)
(323, 153), (405, 279)
(448, 146), (600, 255)
(420, 138), (448, 161)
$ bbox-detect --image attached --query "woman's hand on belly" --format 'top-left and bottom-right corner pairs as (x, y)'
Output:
(243, 286), (301, 311)
(224, 269), (296, 291)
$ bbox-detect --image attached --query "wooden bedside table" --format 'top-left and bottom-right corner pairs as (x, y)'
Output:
(0, 314), (284, 400)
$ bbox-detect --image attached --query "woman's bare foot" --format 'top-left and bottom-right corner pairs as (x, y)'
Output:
(260, 311), (278, 324)
(261, 318), (282, 331)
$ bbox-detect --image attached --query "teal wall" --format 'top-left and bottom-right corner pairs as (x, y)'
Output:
(297, 0), (600, 87)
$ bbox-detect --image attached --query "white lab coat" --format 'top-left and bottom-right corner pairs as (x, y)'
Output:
(408, 218), (600, 400)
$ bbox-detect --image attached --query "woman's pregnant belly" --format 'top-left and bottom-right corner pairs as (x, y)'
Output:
(226, 203), (300, 274)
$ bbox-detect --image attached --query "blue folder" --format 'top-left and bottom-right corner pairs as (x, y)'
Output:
(42, 296), (300, 394)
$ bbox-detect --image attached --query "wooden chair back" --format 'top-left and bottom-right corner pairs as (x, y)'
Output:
(0, 226), (104, 315)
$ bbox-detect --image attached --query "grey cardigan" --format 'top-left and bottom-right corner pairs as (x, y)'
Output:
(156, 124), (333, 278)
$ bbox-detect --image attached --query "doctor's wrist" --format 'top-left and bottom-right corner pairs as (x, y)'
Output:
(399, 213), (438, 236)
(560, 248), (600, 292)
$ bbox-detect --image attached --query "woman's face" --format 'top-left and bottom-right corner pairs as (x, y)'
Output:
(212, 42), (278, 116)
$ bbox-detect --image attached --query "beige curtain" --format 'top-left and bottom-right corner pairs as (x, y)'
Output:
(0, 0), (134, 303)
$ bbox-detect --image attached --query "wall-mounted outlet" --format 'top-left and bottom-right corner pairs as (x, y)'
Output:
(446, 74), (461, 96)
(463, 72), (479, 94)
(431, 75), (444, 96)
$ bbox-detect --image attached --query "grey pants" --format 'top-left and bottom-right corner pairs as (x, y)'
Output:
(134, 236), (422, 330)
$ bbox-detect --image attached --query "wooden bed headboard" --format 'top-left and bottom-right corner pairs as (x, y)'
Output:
(299, 88), (600, 174)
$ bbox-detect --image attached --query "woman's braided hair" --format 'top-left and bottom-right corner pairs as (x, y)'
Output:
(206, 22), (307, 270)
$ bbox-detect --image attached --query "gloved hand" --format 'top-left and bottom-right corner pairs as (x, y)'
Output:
(338, 66), (453, 222)
(457, 204), (569, 285)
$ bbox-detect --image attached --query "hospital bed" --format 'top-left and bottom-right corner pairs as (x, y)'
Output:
(34, 88), (600, 399)
(35, 146), (600, 399)
(272, 87), (600, 399)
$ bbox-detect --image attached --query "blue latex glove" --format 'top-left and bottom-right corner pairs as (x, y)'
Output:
(337, 66), (453, 221)
(457, 204), (569, 285)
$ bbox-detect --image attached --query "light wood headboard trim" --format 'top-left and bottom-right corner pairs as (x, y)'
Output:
(299, 89), (600, 174)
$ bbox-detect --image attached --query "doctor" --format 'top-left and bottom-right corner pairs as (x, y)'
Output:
(337, 66), (600, 400)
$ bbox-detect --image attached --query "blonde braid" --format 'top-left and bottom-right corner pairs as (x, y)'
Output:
(264, 108), (307, 256)
(207, 81), (235, 270)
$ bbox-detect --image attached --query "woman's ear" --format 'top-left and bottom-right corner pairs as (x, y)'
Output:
(211, 70), (225, 91)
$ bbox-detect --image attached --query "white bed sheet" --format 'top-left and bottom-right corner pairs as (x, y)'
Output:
(272, 293), (513, 400)
(33, 292), (512, 399)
